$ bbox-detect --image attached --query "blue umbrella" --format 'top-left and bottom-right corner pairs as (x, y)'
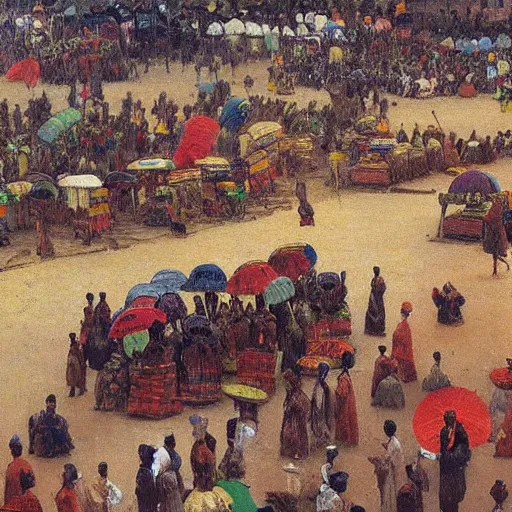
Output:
(125, 283), (167, 307)
(181, 264), (227, 292)
(220, 97), (251, 133)
(151, 269), (188, 293)
(479, 37), (493, 51)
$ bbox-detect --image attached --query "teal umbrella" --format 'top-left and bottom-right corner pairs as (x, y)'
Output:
(123, 330), (150, 358)
(263, 276), (295, 306)
(37, 108), (82, 145)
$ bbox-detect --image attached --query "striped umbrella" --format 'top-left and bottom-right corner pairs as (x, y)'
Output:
(264, 277), (295, 305)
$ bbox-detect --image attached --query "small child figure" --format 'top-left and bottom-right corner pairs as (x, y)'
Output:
(490, 480), (508, 512)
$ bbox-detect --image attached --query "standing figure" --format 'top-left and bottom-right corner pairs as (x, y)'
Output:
(55, 464), (82, 512)
(371, 345), (391, 398)
(483, 199), (510, 276)
(438, 411), (471, 512)
(422, 352), (451, 392)
(490, 480), (508, 512)
(190, 416), (217, 492)
(87, 292), (112, 371)
(87, 462), (123, 512)
(368, 420), (407, 512)
(34, 201), (54, 259)
(396, 464), (423, 512)
(364, 266), (386, 336)
(310, 362), (335, 451)
(432, 283), (465, 325)
(316, 471), (352, 512)
(280, 369), (311, 460)
(79, 293), (95, 380)
(334, 352), (359, 446)
(152, 434), (185, 502)
(372, 359), (406, 409)
(4, 435), (33, 504)
(296, 181), (315, 226)
(4, 470), (43, 512)
(28, 395), (74, 458)
(489, 388), (512, 442)
(135, 445), (158, 512)
(495, 394), (512, 458)
(391, 302), (417, 383)
(66, 333), (86, 397)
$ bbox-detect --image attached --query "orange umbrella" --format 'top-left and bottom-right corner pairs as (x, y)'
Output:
(413, 387), (490, 452)
(490, 364), (512, 391)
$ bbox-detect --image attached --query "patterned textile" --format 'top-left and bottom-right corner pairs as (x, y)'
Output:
(237, 350), (276, 394)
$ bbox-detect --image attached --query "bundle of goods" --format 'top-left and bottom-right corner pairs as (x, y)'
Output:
(237, 349), (277, 394)
(355, 116), (378, 135)
(297, 355), (338, 375)
(350, 155), (391, 187)
(89, 188), (111, 233)
(245, 150), (273, 194)
(306, 308), (352, 339)
(369, 138), (396, 153)
(221, 383), (268, 403)
(303, 339), (354, 371)
(443, 201), (491, 239)
(128, 362), (183, 419)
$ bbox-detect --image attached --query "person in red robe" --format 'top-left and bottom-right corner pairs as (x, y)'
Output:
(371, 345), (391, 398)
(391, 302), (417, 383)
(483, 199), (510, 276)
(335, 351), (359, 446)
(55, 464), (82, 512)
(3, 470), (43, 512)
(4, 436), (33, 505)
(495, 395), (512, 458)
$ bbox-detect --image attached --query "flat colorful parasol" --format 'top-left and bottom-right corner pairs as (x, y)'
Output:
(269, 250), (312, 282)
(263, 276), (295, 305)
(109, 307), (167, 339)
(490, 364), (512, 391)
(226, 261), (279, 295)
(413, 386), (491, 452)
(151, 269), (188, 293)
(181, 264), (227, 292)
(129, 296), (158, 309)
(6, 58), (40, 88)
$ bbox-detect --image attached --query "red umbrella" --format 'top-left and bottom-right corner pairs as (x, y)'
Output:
(6, 58), (40, 89)
(109, 307), (167, 339)
(226, 261), (279, 295)
(413, 387), (491, 452)
(490, 365), (512, 391)
(269, 250), (311, 282)
(129, 296), (158, 309)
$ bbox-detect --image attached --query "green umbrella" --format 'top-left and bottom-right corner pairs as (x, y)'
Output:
(37, 108), (82, 145)
(123, 330), (150, 358)
(263, 276), (295, 306)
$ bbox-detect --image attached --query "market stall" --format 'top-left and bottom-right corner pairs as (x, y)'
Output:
(58, 174), (111, 245)
(438, 170), (502, 240)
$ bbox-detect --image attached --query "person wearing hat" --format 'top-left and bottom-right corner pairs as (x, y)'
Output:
(310, 362), (335, 451)
(4, 436), (33, 504)
(28, 395), (74, 458)
(391, 302), (417, 383)
(335, 352), (359, 446)
(280, 368), (310, 460)
(55, 464), (82, 512)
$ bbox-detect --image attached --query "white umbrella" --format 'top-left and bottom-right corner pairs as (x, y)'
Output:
(271, 26), (280, 35)
(225, 18), (246, 35)
(282, 26), (295, 37)
(262, 24), (271, 34)
(245, 21), (263, 37)
(206, 22), (224, 36)
(58, 174), (103, 188)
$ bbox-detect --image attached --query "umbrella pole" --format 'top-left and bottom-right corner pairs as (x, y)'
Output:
(131, 187), (137, 221)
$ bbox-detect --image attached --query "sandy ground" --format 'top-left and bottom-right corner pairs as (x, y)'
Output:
(1, 62), (512, 511)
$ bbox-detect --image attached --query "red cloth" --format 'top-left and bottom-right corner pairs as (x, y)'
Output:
(334, 373), (359, 445)
(173, 117), (220, 168)
(4, 458), (33, 504)
(458, 82), (477, 98)
(495, 399), (512, 457)
(5, 491), (43, 512)
(391, 319), (417, 383)
(371, 355), (391, 398)
(55, 487), (82, 512)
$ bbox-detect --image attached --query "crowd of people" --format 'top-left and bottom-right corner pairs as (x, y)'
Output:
(0, 259), (509, 512)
